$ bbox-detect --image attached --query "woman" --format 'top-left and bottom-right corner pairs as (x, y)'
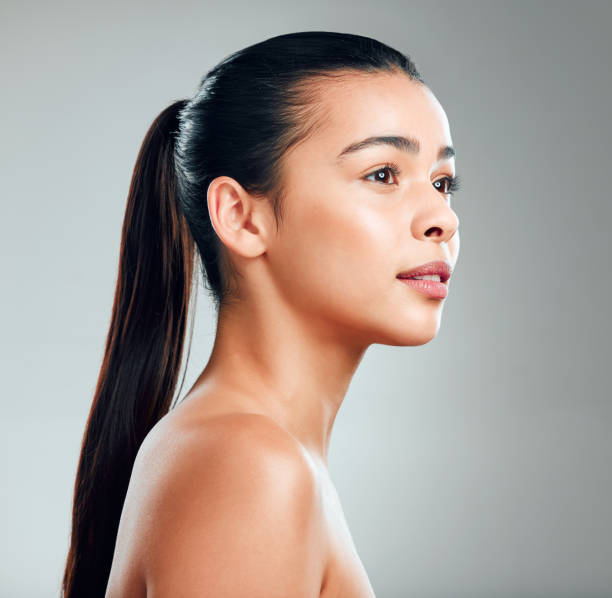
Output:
(62, 31), (461, 597)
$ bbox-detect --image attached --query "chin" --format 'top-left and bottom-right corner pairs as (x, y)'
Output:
(388, 329), (439, 347)
(362, 319), (440, 347)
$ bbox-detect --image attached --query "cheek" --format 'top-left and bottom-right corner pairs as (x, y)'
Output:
(274, 196), (396, 316)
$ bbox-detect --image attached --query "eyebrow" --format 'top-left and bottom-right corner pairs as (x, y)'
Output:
(336, 135), (455, 162)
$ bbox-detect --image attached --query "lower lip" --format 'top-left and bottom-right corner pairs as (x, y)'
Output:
(397, 277), (448, 299)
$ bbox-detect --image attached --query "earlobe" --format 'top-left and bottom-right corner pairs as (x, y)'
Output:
(206, 176), (267, 258)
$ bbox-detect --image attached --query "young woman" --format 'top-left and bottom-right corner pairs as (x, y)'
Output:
(62, 31), (461, 597)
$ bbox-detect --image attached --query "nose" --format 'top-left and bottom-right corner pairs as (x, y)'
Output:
(411, 190), (460, 244)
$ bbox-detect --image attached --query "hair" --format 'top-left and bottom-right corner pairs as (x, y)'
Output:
(61, 30), (424, 597)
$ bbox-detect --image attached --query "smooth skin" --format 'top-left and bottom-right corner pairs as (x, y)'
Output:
(105, 70), (460, 597)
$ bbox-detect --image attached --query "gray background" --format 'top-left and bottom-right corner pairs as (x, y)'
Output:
(1, 1), (610, 596)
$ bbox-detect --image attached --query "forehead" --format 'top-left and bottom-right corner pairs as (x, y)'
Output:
(304, 71), (452, 158)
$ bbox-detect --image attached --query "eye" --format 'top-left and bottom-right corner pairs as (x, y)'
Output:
(364, 163), (400, 185)
(433, 174), (462, 197)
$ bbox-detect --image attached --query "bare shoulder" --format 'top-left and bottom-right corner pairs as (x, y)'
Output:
(132, 412), (326, 598)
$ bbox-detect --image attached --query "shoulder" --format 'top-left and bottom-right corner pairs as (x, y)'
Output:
(132, 412), (326, 597)
(136, 411), (318, 497)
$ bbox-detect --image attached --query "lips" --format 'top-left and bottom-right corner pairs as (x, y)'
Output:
(396, 260), (452, 283)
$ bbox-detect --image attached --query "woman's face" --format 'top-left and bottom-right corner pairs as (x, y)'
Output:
(266, 70), (460, 348)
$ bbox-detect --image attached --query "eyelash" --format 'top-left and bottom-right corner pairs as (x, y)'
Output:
(365, 163), (462, 196)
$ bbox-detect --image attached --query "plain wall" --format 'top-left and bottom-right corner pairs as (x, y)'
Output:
(1, 1), (610, 596)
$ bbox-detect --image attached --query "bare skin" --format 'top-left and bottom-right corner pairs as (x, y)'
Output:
(105, 70), (460, 597)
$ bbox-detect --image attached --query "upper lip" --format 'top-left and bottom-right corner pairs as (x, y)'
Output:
(397, 260), (452, 283)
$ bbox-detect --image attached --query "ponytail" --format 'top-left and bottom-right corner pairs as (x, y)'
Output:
(61, 99), (196, 597)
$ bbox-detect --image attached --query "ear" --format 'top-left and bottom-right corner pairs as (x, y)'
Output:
(206, 176), (270, 259)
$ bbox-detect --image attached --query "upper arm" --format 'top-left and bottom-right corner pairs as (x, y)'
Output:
(139, 415), (326, 598)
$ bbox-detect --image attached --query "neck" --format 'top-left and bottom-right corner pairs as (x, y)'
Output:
(184, 294), (369, 466)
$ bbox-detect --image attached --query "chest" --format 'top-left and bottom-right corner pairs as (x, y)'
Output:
(318, 479), (376, 598)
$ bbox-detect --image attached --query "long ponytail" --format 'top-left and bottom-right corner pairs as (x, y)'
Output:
(61, 99), (196, 597)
